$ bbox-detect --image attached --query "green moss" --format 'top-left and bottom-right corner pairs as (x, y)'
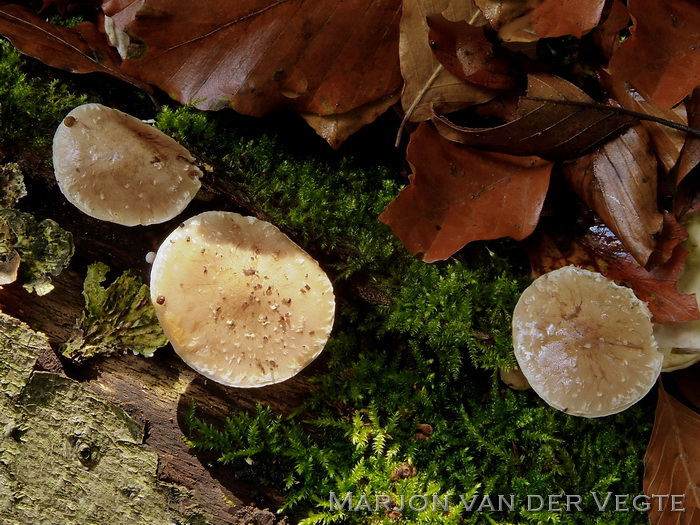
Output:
(157, 103), (652, 525)
(0, 40), (87, 150)
(0, 41), (654, 525)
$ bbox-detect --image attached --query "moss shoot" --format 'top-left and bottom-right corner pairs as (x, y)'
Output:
(0, 38), (654, 525)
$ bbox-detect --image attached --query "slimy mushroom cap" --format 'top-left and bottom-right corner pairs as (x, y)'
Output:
(150, 211), (335, 387)
(512, 265), (662, 418)
(53, 103), (202, 226)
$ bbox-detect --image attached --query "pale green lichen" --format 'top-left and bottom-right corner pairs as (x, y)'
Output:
(60, 262), (168, 362)
(0, 312), (208, 525)
(0, 163), (27, 207)
(0, 208), (73, 295)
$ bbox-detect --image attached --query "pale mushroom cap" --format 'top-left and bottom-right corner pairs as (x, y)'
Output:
(53, 103), (202, 226)
(150, 211), (335, 387)
(512, 266), (662, 418)
(653, 212), (700, 371)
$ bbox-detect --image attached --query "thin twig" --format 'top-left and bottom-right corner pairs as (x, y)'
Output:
(395, 64), (444, 148)
(524, 96), (700, 137)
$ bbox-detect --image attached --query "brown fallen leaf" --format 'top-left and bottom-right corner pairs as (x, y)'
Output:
(525, 220), (699, 323)
(677, 88), (700, 185)
(644, 382), (700, 524)
(473, 0), (540, 32)
(102, 0), (403, 119)
(399, 0), (498, 124)
(647, 212), (690, 270)
(426, 14), (517, 90)
(301, 92), (401, 150)
(563, 125), (663, 266)
(608, 0), (700, 109)
(497, 0), (606, 42)
(379, 122), (553, 262)
(0, 3), (148, 92)
(590, 0), (629, 61)
(432, 73), (635, 161)
(604, 76), (688, 176)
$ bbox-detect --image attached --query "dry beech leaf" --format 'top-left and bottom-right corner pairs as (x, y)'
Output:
(497, 0), (606, 42)
(563, 125), (663, 266)
(677, 88), (700, 185)
(590, 0), (629, 61)
(644, 382), (700, 524)
(608, 0), (700, 109)
(432, 73), (634, 161)
(526, 219), (699, 323)
(647, 212), (689, 270)
(474, 0), (540, 31)
(301, 92), (401, 149)
(0, 3), (148, 92)
(604, 76), (688, 176)
(426, 14), (517, 90)
(102, 0), (402, 119)
(379, 122), (553, 262)
(399, 0), (499, 123)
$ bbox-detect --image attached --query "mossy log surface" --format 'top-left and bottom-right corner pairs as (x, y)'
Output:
(0, 145), (307, 524)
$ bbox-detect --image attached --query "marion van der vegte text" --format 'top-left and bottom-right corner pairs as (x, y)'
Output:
(329, 492), (686, 514)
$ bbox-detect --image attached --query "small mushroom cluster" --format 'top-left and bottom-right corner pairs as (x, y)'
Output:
(53, 104), (335, 387)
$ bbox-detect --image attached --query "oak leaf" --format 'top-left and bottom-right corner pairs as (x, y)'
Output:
(379, 122), (553, 262)
(102, 0), (403, 118)
(644, 382), (700, 524)
(432, 73), (634, 160)
(608, 0), (700, 109)
(563, 125), (663, 266)
(399, 0), (498, 123)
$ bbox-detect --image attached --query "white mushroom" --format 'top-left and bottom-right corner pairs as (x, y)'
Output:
(53, 103), (202, 226)
(512, 266), (662, 418)
(150, 211), (335, 387)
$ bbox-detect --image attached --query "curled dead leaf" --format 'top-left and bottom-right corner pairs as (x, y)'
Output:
(0, 3), (149, 92)
(644, 382), (700, 524)
(380, 122), (553, 262)
(562, 125), (663, 266)
(426, 14), (517, 90)
(399, 0), (499, 124)
(603, 76), (688, 176)
(432, 73), (635, 161)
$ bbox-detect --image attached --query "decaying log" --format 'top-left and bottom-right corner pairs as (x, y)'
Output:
(0, 141), (326, 524)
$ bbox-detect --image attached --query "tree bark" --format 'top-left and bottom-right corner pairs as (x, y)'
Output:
(0, 149), (317, 524)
